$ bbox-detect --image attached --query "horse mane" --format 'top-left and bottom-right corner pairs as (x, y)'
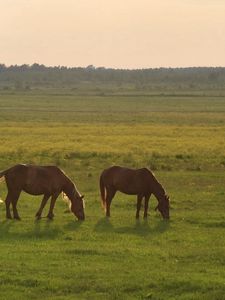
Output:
(144, 168), (166, 197)
(62, 176), (84, 207)
(0, 175), (5, 183)
(62, 192), (72, 210)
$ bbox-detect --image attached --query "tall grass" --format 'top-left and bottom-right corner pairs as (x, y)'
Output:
(0, 122), (224, 172)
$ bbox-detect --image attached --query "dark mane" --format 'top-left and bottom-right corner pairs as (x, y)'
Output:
(141, 168), (166, 197)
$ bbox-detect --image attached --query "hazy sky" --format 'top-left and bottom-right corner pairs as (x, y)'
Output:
(1, 0), (225, 68)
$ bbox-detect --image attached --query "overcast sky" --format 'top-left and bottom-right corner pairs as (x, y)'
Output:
(1, 0), (225, 68)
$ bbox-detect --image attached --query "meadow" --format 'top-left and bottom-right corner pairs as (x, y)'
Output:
(0, 91), (225, 299)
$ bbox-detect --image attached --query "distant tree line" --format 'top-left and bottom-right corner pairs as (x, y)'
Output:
(0, 63), (225, 91)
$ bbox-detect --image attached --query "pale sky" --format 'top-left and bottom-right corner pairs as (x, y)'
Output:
(1, 0), (225, 69)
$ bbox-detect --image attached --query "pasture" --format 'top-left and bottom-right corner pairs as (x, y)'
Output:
(0, 91), (225, 299)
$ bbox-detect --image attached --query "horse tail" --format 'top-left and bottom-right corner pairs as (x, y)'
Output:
(0, 169), (7, 204)
(100, 174), (106, 211)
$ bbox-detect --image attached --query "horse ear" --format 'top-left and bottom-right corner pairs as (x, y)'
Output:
(81, 195), (84, 199)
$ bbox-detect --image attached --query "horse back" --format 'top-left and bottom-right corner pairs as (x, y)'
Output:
(100, 166), (153, 195)
(5, 164), (66, 195)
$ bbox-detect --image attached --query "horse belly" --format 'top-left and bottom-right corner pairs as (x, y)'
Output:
(116, 179), (146, 195)
(119, 189), (137, 195)
(23, 182), (51, 196)
(23, 187), (44, 196)
(117, 185), (140, 195)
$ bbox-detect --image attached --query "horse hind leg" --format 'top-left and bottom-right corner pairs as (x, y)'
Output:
(105, 188), (116, 217)
(5, 192), (13, 219)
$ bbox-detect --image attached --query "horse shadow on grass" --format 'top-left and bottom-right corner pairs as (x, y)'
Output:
(0, 218), (62, 241)
(63, 219), (83, 231)
(94, 217), (170, 237)
(94, 217), (114, 233)
(115, 219), (170, 237)
(0, 219), (14, 236)
(29, 219), (63, 239)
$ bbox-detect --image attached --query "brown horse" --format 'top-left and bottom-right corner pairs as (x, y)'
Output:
(100, 166), (170, 219)
(0, 164), (85, 220)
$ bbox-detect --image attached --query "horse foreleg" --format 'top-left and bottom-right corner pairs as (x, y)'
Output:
(144, 194), (151, 219)
(136, 195), (143, 219)
(35, 194), (50, 219)
(5, 192), (12, 219)
(47, 193), (59, 220)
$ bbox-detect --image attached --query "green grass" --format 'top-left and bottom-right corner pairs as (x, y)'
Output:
(0, 91), (225, 299)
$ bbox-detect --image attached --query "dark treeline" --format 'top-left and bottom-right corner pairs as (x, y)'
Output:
(0, 63), (225, 91)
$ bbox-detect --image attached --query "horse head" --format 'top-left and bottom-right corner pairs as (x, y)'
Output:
(70, 193), (85, 220)
(65, 186), (85, 220)
(155, 194), (170, 219)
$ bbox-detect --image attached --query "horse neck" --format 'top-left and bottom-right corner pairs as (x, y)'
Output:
(63, 177), (79, 198)
(152, 181), (165, 203)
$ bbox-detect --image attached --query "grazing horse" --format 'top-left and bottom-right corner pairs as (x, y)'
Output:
(0, 164), (85, 220)
(100, 166), (170, 219)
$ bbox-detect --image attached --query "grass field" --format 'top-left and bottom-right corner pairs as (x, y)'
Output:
(0, 91), (225, 299)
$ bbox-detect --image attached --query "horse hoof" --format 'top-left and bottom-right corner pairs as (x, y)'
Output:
(47, 215), (54, 220)
(6, 215), (12, 220)
(14, 216), (21, 221)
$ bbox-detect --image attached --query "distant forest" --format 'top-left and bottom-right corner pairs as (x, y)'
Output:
(1, 63), (225, 92)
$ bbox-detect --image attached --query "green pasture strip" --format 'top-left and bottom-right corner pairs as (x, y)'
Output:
(1, 93), (225, 111)
(1, 94), (225, 128)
